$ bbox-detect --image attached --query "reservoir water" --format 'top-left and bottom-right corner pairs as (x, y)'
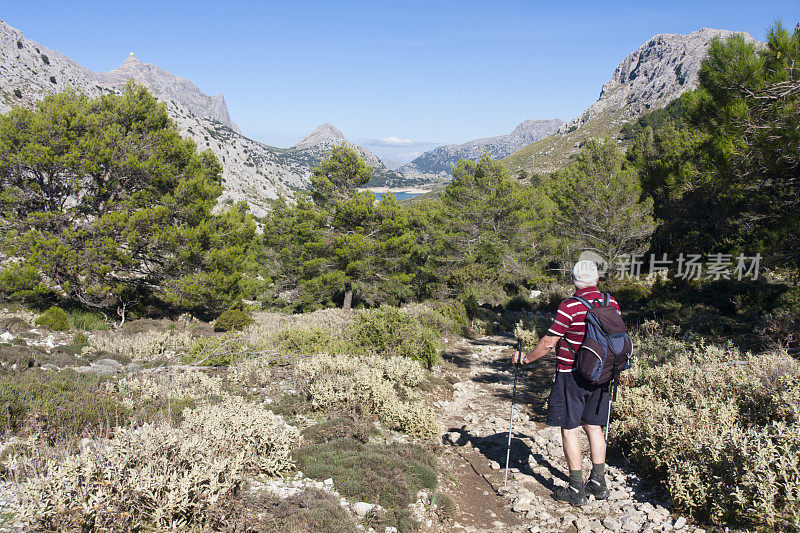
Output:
(374, 191), (421, 201)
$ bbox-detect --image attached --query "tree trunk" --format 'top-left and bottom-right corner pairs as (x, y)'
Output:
(342, 284), (353, 311)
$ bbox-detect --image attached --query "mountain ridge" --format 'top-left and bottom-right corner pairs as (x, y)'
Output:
(0, 20), (397, 216)
(502, 28), (757, 175)
(399, 118), (563, 180)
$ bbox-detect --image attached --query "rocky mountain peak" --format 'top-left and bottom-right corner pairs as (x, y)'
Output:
(101, 53), (241, 134)
(561, 27), (755, 133)
(296, 123), (346, 149)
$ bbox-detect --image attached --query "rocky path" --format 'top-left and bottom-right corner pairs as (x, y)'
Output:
(433, 335), (705, 533)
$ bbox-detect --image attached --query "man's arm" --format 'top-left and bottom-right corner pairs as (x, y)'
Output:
(513, 334), (559, 365)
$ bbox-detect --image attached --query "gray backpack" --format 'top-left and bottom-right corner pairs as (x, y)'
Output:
(566, 294), (632, 386)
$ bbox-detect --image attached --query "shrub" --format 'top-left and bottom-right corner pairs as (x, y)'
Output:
(758, 287), (800, 351)
(296, 354), (438, 439)
(207, 489), (358, 532)
(505, 294), (537, 312)
(600, 278), (651, 307)
(49, 75), (56, 84)
(40, 54), (49, 65)
(614, 334), (800, 530)
(0, 369), (129, 438)
(273, 328), (332, 355)
(88, 329), (193, 360)
(67, 309), (108, 331)
(421, 300), (470, 336)
(16, 40), (22, 49)
(214, 309), (254, 332)
(34, 306), (70, 331)
(349, 307), (440, 368)
(0, 264), (52, 303)
(514, 318), (541, 349)
(294, 438), (437, 530)
(13, 88), (21, 98)
(7, 396), (298, 530)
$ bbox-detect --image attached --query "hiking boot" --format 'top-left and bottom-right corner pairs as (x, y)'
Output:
(585, 474), (610, 500)
(554, 482), (588, 507)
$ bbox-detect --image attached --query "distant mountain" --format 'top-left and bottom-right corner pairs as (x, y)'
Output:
(503, 28), (757, 175)
(0, 21), (397, 216)
(399, 119), (563, 180)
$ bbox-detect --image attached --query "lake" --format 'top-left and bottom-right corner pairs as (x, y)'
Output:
(374, 191), (421, 202)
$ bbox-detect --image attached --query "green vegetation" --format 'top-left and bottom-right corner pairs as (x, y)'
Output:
(213, 308), (254, 332)
(349, 306), (440, 368)
(295, 435), (437, 531)
(0, 83), (258, 321)
(1, 21), (799, 533)
(0, 369), (128, 438)
(548, 139), (656, 267)
(208, 490), (359, 532)
(34, 306), (70, 331)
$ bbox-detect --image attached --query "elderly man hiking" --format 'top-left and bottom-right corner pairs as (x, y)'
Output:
(512, 260), (631, 507)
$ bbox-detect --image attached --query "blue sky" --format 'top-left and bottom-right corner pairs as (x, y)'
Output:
(3, 0), (798, 159)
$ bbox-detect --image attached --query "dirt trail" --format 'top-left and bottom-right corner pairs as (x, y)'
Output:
(431, 335), (700, 533)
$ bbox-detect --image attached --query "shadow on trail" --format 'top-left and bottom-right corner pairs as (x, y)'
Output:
(441, 337), (505, 369)
(472, 342), (558, 422)
(446, 425), (667, 508)
(446, 427), (567, 495)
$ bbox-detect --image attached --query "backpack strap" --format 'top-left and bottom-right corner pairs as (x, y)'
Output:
(572, 295), (594, 309)
(603, 293), (609, 307)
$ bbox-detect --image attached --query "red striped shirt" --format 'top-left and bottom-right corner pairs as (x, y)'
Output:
(547, 287), (621, 372)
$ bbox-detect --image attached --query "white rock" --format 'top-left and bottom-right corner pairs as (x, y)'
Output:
(674, 516), (687, 529)
(352, 502), (374, 517)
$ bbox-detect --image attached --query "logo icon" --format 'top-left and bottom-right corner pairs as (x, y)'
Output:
(577, 250), (609, 277)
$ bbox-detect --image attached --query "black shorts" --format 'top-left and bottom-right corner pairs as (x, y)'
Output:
(546, 370), (610, 430)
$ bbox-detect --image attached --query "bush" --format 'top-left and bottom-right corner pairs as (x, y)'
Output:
(7, 396), (298, 530)
(214, 309), (255, 332)
(513, 318), (541, 349)
(88, 329), (193, 360)
(614, 333), (800, 530)
(0, 369), (129, 438)
(294, 438), (437, 530)
(13, 88), (21, 98)
(425, 300), (470, 335)
(67, 309), (108, 331)
(758, 287), (800, 351)
(349, 307), (440, 368)
(49, 75), (56, 84)
(273, 328), (332, 355)
(34, 306), (70, 331)
(600, 278), (651, 307)
(296, 354), (438, 439)
(207, 489), (358, 532)
(40, 54), (49, 65)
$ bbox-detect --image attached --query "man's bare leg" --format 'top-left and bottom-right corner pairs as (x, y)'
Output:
(582, 423), (610, 499)
(556, 427), (589, 506)
(582, 423), (606, 465)
(561, 427), (583, 470)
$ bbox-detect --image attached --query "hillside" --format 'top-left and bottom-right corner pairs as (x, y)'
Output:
(399, 119), (563, 181)
(0, 21), (397, 216)
(502, 28), (756, 175)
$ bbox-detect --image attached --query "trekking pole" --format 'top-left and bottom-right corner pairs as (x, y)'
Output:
(503, 338), (522, 492)
(604, 378), (616, 441)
